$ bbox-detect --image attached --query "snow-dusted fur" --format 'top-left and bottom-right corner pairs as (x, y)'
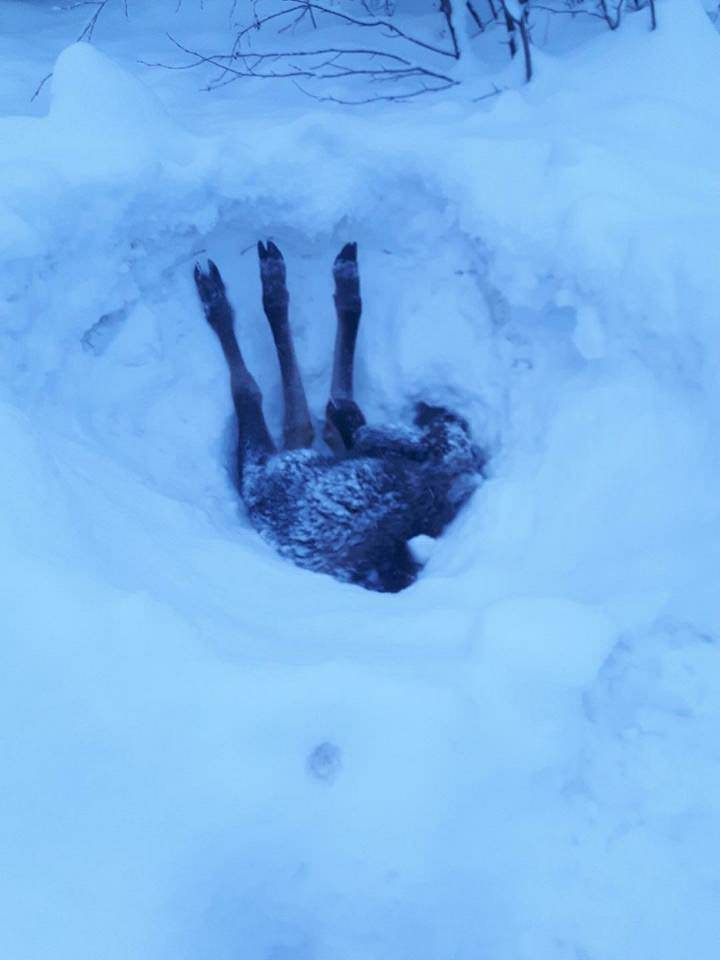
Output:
(241, 407), (483, 592)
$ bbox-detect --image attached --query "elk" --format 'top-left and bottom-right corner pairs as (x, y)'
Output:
(193, 241), (484, 592)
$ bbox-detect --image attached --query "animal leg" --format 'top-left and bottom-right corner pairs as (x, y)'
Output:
(194, 260), (275, 468)
(258, 240), (315, 450)
(324, 242), (367, 452)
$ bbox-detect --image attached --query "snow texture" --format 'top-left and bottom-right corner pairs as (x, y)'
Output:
(1, 1), (720, 958)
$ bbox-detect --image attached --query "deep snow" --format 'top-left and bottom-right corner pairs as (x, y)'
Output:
(1, 1), (720, 958)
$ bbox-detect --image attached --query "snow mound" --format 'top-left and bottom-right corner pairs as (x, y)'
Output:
(48, 42), (195, 179)
(2, 3), (720, 958)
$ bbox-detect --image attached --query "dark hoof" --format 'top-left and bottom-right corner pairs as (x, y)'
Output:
(194, 258), (227, 306)
(258, 239), (284, 262)
(335, 241), (357, 264)
(325, 397), (366, 450)
(258, 239), (288, 309)
(193, 259), (233, 332)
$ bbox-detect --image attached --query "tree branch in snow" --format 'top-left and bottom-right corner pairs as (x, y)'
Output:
(466, 1), (490, 34)
(500, 0), (531, 81)
(145, 0), (486, 103)
(473, 81), (504, 101)
(501, 2), (518, 57)
(292, 77), (456, 104)
(439, 0), (462, 59)
(30, 73), (53, 103)
(598, 0), (623, 30)
(67, 0), (125, 42)
(532, 3), (606, 21)
(533, 1), (658, 31)
(517, 0), (532, 81)
(148, 34), (461, 102)
(234, 2), (461, 61)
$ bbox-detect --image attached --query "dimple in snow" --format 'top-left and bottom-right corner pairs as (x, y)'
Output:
(194, 241), (485, 592)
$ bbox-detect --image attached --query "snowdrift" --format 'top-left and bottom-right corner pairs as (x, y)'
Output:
(1, 2), (719, 958)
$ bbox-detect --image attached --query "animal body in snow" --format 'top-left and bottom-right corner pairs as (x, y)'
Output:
(194, 242), (484, 592)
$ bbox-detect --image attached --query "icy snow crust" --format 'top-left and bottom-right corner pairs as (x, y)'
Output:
(1, 1), (720, 958)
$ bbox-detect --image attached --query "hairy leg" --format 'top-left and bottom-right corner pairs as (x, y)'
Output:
(194, 260), (275, 468)
(258, 241), (315, 450)
(324, 242), (367, 452)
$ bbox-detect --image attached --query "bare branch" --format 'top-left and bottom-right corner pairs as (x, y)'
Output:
(501, 1), (517, 57)
(598, 0), (623, 30)
(292, 76), (458, 104)
(517, 0), (532, 80)
(30, 72), (53, 103)
(532, 3), (606, 20)
(237, 1), (460, 60)
(500, 0), (531, 81)
(473, 82), (504, 102)
(466, 1), (487, 34)
(68, 0), (114, 42)
(439, 0), (462, 59)
(157, 34), (459, 99)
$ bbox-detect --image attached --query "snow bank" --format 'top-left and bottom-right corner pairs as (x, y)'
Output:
(2, 2), (720, 958)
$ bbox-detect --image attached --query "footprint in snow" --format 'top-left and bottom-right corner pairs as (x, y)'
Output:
(306, 741), (342, 784)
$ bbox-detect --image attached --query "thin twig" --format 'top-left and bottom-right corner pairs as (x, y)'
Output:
(236, 1), (459, 59)
(500, 1), (517, 57)
(473, 82), (504, 101)
(598, 0), (623, 30)
(292, 77), (458, 104)
(439, 0), (461, 59)
(70, 0), (113, 41)
(532, 3), (605, 20)
(500, 0), (531, 81)
(159, 34), (458, 96)
(30, 73), (53, 103)
(466, 1), (486, 34)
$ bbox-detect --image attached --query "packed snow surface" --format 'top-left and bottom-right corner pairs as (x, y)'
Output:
(1, 1), (719, 958)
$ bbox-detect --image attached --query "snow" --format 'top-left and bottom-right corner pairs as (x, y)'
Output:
(1, 0), (720, 957)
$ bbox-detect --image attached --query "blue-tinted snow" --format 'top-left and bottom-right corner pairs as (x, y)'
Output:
(1, 1), (719, 958)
